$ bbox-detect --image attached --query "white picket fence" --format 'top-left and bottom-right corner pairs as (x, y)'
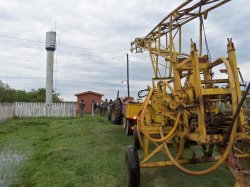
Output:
(14, 102), (77, 118)
(0, 103), (13, 122)
(0, 102), (77, 120)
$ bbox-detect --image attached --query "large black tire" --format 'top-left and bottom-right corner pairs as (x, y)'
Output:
(125, 120), (133, 136)
(110, 99), (123, 124)
(133, 125), (140, 149)
(126, 145), (140, 187)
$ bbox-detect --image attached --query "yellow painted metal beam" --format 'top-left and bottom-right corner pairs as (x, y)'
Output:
(140, 156), (220, 168)
(201, 88), (231, 95)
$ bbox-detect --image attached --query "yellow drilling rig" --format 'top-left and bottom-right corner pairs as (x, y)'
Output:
(126, 0), (250, 186)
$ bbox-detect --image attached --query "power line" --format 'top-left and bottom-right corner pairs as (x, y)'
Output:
(0, 34), (125, 54)
(0, 34), (126, 60)
(0, 34), (44, 43)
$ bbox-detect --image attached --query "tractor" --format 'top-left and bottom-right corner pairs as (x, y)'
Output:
(110, 97), (142, 136)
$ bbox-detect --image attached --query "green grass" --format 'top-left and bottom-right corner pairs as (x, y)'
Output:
(0, 115), (234, 187)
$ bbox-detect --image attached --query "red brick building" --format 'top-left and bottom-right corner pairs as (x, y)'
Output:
(75, 91), (103, 113)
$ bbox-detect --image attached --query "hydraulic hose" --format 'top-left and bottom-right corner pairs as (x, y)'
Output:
(138, 88), (149, 98)
(136, 88), (153, 149)
(136, 117), (145, 149)
(138, 87), (180, 143)
(160, 115), (237, 175)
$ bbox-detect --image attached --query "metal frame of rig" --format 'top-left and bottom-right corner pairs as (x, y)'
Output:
(126, 0), (250, 186)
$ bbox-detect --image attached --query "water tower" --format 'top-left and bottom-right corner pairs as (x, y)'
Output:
(45, 31), (56, 106)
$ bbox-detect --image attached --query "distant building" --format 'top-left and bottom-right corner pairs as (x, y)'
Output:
(75, 91), (103, 113)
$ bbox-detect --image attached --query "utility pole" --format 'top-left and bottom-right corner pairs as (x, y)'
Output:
(127, 53), (130, 97)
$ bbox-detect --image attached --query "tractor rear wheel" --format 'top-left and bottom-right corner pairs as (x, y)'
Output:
(110, 99), (123, 124)
(133, 125), (140, 149)
(126, 145), (140, 187)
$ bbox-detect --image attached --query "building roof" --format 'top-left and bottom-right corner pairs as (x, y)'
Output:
(75, 91), (104, 97)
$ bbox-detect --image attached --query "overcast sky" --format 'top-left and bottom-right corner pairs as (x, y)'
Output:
(0, 0), (249, 101)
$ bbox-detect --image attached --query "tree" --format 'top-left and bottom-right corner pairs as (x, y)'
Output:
(0, 80), (63, 102)
(0, 81), (15, 102)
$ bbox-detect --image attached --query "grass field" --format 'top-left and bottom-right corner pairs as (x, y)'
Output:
(0, 115), (234, 187)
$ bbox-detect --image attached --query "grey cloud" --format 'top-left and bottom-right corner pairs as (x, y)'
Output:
(0, 0), (249, 101)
